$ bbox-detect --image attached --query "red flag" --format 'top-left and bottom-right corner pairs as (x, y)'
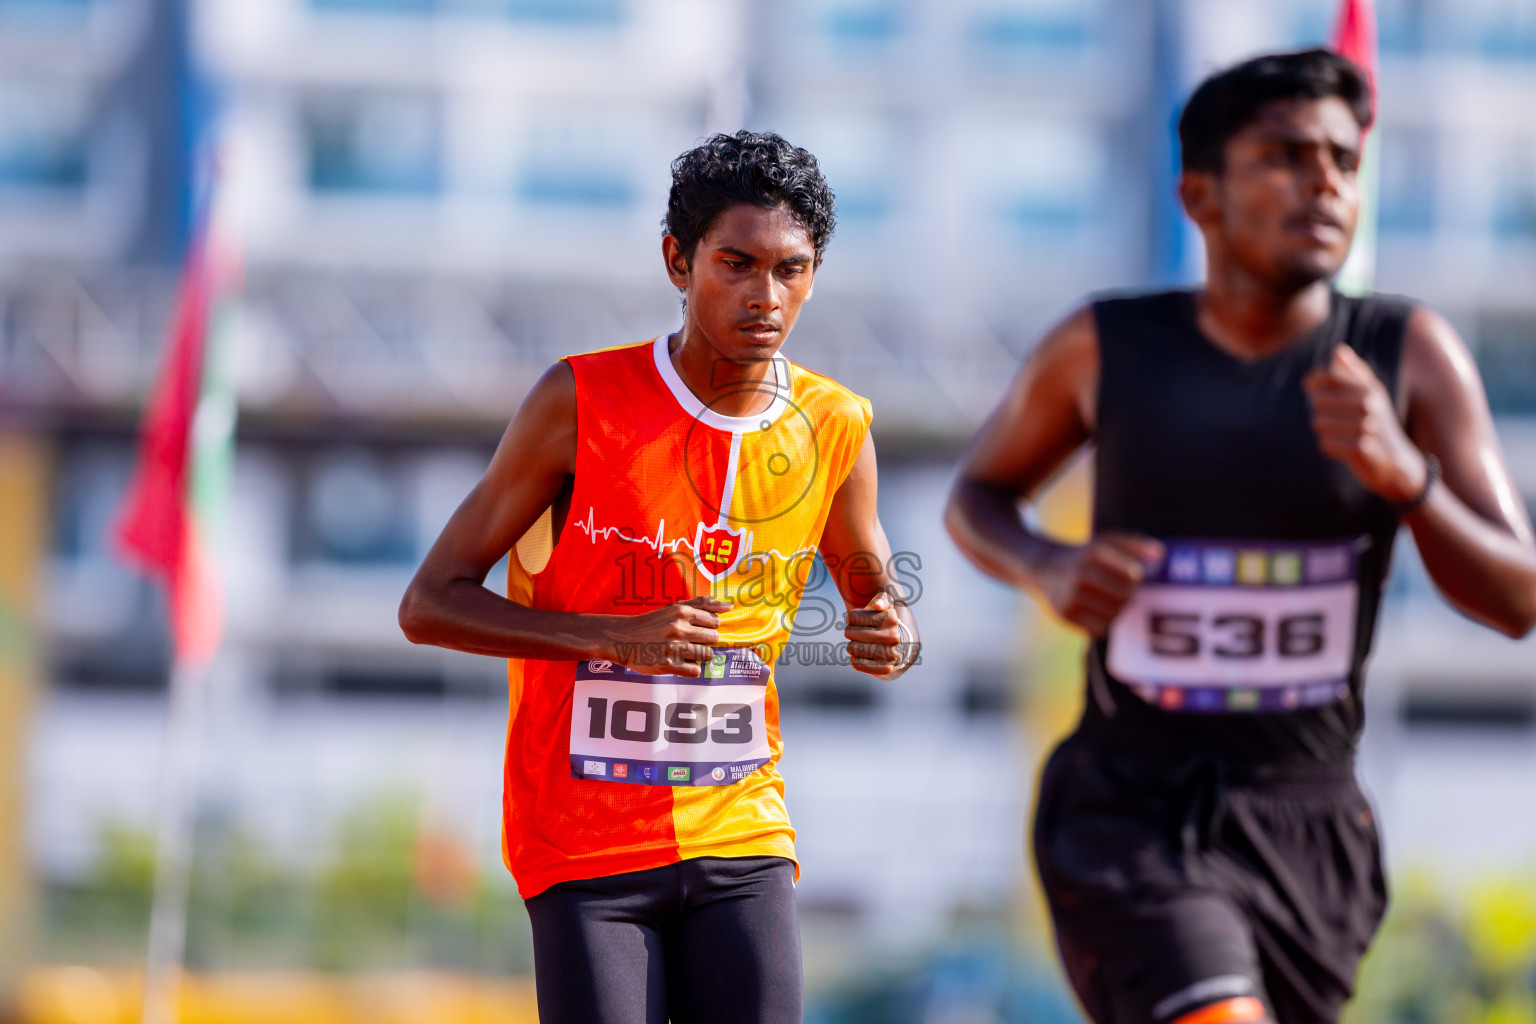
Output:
(115, 226), (220, 664)
(1331, 0), (1378, 130)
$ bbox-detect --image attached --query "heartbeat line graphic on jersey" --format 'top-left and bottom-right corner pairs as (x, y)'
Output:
(572, 506), (817, 572)
(573, 508), (698, 555)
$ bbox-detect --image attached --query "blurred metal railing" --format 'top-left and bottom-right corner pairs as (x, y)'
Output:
(0, 267), (1020, 438)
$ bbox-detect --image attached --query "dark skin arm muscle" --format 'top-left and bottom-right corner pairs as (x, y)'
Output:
(1397, 309), (1536, 636)
(944, 308), (1161, 637)
(818, 434), (920, 678)
(398, 361), (727, 676)
(1303, 307), (1536, 638)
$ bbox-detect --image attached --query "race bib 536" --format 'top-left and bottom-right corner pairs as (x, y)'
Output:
(570, 648), (771, 786)
(1107, 538), (1363, 713)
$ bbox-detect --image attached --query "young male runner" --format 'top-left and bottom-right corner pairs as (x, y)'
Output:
(946, 50), (1536, 1024)
(399, 130), (918, 1024)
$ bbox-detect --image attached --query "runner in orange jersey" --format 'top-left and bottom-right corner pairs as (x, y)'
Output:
(399, 131), (919, 1024)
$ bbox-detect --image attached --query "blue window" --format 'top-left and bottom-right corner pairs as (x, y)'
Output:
(832, 190), (891, 221)
(0, 82), (89, 189)
(0, 134), (86, 188)
(968, 3), (1093, 65)
(1377, 0), (1426, 54)
(978, 121), (1104, 245)
(1492, 149), (1536, 238)
(309, 0), (433, 13)
(826, 3), (900, 46)
(0, 0), (93, 19)
(972, 12), (1087, 51)
(0, 0), (92, 16)
(1476, 1), (1536, 60)
(308, 0), (623, 20)
(1475, 319), (1536, 415)
(1009, 202), (1084, 232)
(305, 94), (440, 195)
(1288, 1), (1332, 49)
(774, 112), (897, 228)
(1377, 130), (1435, 233)
(1481, 33), (1536, 60)
(51, 443), (132, 561)
(516, 111), (637, 210)
(517, 168), (634, 208)
(499, 0), (621, 24)
(293, 450), (418, 565)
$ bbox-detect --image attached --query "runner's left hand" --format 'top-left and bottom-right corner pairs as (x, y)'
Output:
(1303, 345), (1428, 505)
(844, 591), (916, 678)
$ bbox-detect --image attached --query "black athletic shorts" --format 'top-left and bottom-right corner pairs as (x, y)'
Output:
(1033, 726), (1388, 1024)
(524, 855), (801, 1024)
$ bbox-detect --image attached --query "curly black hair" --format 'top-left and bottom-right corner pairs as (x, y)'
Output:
(663, 131), (836, 266)
(1179, 48), (1373, 174)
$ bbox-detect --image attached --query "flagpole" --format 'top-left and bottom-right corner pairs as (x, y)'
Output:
(1331, 0), (1380, 296)
(140, 657), (210, 1024)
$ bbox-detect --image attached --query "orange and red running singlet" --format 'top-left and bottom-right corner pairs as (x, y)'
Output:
(502, 335), (873, 899)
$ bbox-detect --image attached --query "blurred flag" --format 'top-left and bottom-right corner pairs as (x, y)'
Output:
(112, 155), (240, 1024)
(114, 166), (239, 668)
(1331, 0), (1380, 295)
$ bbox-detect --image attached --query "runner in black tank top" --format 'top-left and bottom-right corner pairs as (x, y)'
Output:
(947, 51), (1536, 1024)
(1085, 288), (1409, 763)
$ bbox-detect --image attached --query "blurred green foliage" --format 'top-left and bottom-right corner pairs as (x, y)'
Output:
(38, 802), (1535, 1024)
(43, 822), (157, 961)
(39, 792), (533, 977)
(1348, 870), (1536, 1024)
(806, 869), (1536, 1024)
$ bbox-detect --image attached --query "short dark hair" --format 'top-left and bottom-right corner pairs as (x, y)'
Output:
(1178, 48), (1373, 174)
(664, 131), (836, 265)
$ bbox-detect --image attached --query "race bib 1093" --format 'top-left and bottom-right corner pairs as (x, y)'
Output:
(1106, 538), (1363, 713)
(569, 648), (771, 786)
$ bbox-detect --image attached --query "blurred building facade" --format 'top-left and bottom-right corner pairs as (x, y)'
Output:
(3, 0), (1535, 970)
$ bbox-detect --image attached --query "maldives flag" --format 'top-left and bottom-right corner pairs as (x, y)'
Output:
(115, 176), (239, 669)
(1332, 0), (1379, 295)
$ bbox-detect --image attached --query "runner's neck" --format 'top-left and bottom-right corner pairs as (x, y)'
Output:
(668, 331), (781, 419)
(1195, 273), (1334, 362)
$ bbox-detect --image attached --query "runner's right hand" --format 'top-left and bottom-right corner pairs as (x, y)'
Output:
(1039, 534), (1164, 638)
(602, 596), (733, 676)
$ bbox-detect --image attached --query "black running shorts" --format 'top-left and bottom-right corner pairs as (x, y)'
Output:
(524, 855), (801, 1024)
(1033, 727), (1388, 1024)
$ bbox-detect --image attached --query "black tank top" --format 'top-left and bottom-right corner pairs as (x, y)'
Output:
(1084, 288), (1414, 764)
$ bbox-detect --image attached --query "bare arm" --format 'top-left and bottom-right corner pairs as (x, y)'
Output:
(398, 361), (729, 675)
(944, 307), (1162, 636)
(817, 434), (919, 678)
(1307, 309), (1536, 637)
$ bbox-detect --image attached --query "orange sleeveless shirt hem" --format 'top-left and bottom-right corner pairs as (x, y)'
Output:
(510, 832), (798, 900)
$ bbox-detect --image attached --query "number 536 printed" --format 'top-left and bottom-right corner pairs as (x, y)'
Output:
(1108, 583), (1358, 687)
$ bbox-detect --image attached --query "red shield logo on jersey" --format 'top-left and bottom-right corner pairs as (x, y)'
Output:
(694, 521), (747, 581)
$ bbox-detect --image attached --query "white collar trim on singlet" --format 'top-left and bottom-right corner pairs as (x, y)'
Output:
(652, 333), (792, 434)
